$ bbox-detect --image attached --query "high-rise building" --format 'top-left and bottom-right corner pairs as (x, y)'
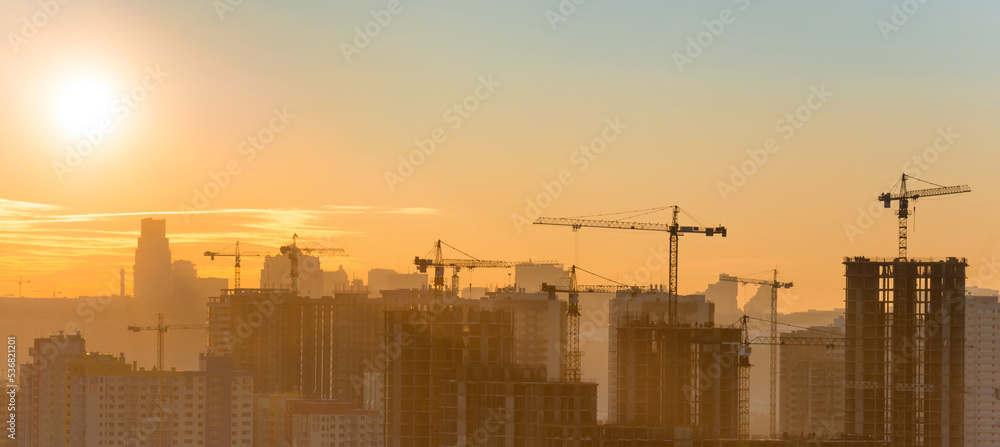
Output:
(844, 257), (966, 447)
(209, 289), (388, 407)
(20, 334), (252, 447)
(300, 292), (384, 405)
(383, 307), (515, 447)
(481, 288), (567, 381)
(19, 332), (87, 447)
(607, 289), (721, 426)
(208, 289), (304, 396)
(133, 218), (171, 304)
(778, 325), (845, 438)
(964, 287), (1000, 447)
(609, 314), (742, 439)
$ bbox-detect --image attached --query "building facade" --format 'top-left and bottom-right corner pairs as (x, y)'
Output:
(610, 314), (742, 439)
(843, 257), (965, 447)
(778, 325), (845, 438)
(481, 289), (567, 381)
(964, 288), (1000, 447)
(19, 334), (251, 447)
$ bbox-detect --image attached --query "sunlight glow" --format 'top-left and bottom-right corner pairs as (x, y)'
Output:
(54, 76), (116, 135)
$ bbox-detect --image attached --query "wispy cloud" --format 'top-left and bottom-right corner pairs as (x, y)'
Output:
(0, 201), (437, 266)
(382, 207), (438, 215)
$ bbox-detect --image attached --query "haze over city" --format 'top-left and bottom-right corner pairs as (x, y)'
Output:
(2, 1), (999, 446)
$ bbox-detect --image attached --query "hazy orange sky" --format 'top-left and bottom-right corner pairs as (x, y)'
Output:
(1, 1), (998, 310)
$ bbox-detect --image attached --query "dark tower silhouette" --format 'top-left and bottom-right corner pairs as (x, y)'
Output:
(133, 218), (172, 305)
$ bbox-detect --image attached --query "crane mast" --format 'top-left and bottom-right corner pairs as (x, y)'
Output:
(542, 265), (636, 382)
(535, 206), (726, 325)
(721, 271), (793, 438)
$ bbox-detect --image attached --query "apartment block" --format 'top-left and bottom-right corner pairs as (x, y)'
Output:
(20, 333), (251, 447)
(778, 325), (845, 438)
(481, 288), (567, 381)
(964, 287), (1000, 447)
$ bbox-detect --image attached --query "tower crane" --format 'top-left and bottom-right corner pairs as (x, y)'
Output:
(413, 240), (513, 297)
(204, 234), (347, 294)
(535, 206), (726, 326)
(541, 265), (639, 382)
(127, 314), (205, 447)
(720, 271), (792, 438)
(735, 315), (848, 440)
(127, 313), (207, 371)
(0, 276), (31, 298)
(736, 316), (752, 447)
(281, 234), (348, 295)
(878, 174), (970, 259)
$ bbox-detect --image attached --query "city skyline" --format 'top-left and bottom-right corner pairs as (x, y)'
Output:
(3, 2), (999, 445)
(2, 1), (999, 310)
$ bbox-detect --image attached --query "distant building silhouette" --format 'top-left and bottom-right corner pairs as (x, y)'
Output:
(514, 261), (566, 293)
(259, 253), (324, 297)
(133, 218), (171, 304)
(322, 264), (351, 294)
(366, 268), (426, 298)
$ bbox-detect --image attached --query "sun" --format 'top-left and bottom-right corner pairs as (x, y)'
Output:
(54, 76), (116, 135)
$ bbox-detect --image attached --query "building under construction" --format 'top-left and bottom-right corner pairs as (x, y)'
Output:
(383, 306), (516, 447)
(843, 257), (966, 447)
(443, 365), (599, 446)
(610, 311), (742, 441)
(208, 289), (387, 406)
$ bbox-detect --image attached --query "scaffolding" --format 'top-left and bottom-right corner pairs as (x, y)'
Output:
(844, 257), (965, 447)
(610, 312), (742, 440)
